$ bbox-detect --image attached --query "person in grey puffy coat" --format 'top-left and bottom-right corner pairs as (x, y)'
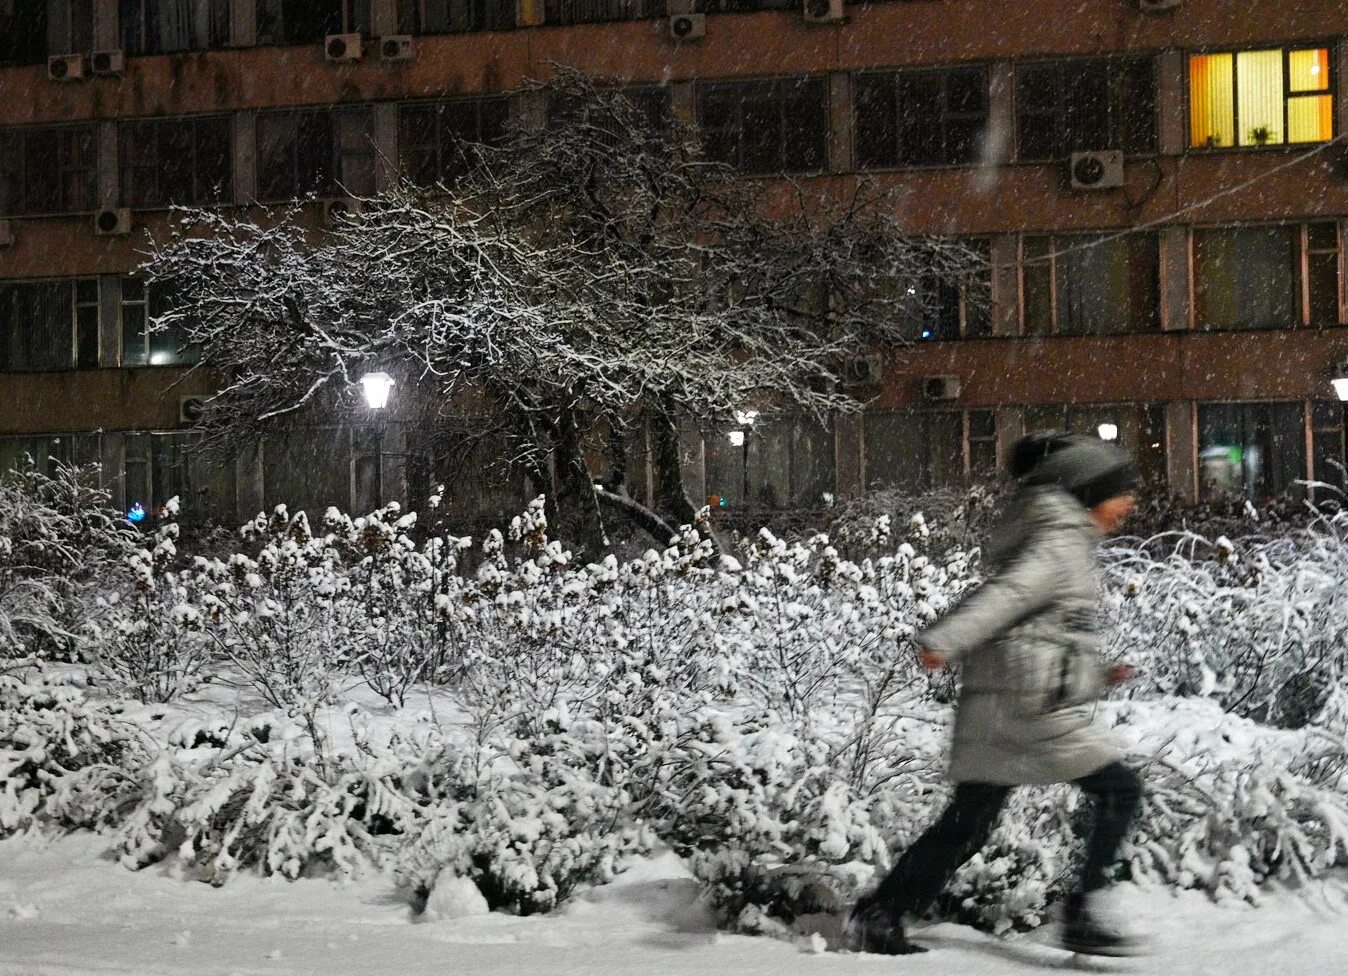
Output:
(849, 433), (1145, 958)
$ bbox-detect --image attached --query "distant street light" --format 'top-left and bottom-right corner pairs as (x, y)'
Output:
(1097, 423), (1119, 442)
(359, 372), (395, 410)
(1332, 364), (1348, 401)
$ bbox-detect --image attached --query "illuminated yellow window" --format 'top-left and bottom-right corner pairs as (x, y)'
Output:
(1189, 46), (1334, 149)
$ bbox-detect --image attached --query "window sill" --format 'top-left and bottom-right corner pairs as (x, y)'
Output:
(1183, 141), (1336, 155)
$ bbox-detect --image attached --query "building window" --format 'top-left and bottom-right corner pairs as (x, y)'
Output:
(121, 278), (197, 367)
(262, 427), (377, 517)
(705, 414), (835, 510)
(695, 0), (794, 10)
(697, 77), (830, 175)
(396, 0), (515, 32)
(861, 239), (992, 341)
(0, 1), (50, 65)
(1021, 232), (1159, 335)
(855, 66), (989, 168)
(1016, 57), (1155, 161)
(542, 0), (663, 26)
(256, 0), (369, 44)
(256, 108), (374, 201)
(119, 1), (231, 54)
(1311, 401), (1345, 496)
(1025, 404), (1167, 485)
(0, 278), (99, 372)
(0, 125), (98, 217)
(1190, 46), (1334, 149)
(398, 98), (509, 186)
(50, 0), (95, 53)
(864, 409), (996, 491)
(1193, 223), (1342, 330)
(1199, 402), (1306, 501)
(122, 432), (237, 523)
(0, 433), (102, 478)
(120, 116), (232, 208)
(548, 86), (673, 135)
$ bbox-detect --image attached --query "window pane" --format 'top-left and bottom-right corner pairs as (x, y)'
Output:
(1055, 233), (1158, 334)
(1235, 49), (1285, 146)
(1288, 94), (1334, 143)
(1199, 402), (1305, 501)
(1288, 48), (1330, 93)
(1115, 58), (1157, 153)
(1190, 53), (1235, 148)
(263, 427), (352, 518)
(1062, 62), (1111, 152)
(1194, 226), (1297, 329)
(854, 74), (898, 168)
(1022, 235), (1053, 335)
(864, 411), (925, 491)
(705, 428), (746, 509)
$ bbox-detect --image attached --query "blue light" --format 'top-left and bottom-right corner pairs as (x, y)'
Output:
(921, 330), (934, 340)
(127, 503), (147, 524)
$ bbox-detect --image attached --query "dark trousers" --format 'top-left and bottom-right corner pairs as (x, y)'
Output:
(864, 762), (1142, 921)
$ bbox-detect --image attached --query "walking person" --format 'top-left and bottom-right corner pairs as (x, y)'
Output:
(849, 432), (1145, 958)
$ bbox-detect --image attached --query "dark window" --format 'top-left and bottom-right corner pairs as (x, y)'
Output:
(0, 433), (101, 477)
(1306, 222), (1343, 325)
(1311, 401), (1345, 497)
(1025, 403), (1167, 484)
(542, 0), (663, 26)
(49, 0), (94, 53)
(864, 410), (968, 491)
(396, 0), (516, 32)
(0, 0), (49, 65)
(1021, 232), (1159, 335)
(120, 116), (232, 208)
(398, 98), (509, 186)
(256, 108), (373, 201)
(262, 427), (363, 517)
(0, 278), (99, 372)
(698, 77), (829, 175)
(0, 125), (98, 217)
(122, 432), (237, 523)
(256, 0), (368, 44)
(549, 86), (672, 134)
(1193, 226), (1298, 330)
(705, 414), (835, 510)
(121, 278), (198, 367)
(1199, 402), (1306, 501)
(120, 1), (231, 54)
(1016, 57), (1155, 161)
(695, 0), (793, 9)
(855, 66), (989, 168)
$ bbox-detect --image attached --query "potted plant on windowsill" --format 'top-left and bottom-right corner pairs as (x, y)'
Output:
(1250, 125), (1273, 146)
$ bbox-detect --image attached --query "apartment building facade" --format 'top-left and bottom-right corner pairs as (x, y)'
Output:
(2, 0), (1347, 524)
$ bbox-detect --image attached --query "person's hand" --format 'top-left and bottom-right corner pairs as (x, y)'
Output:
(917, 647), (946, 671)
(1106, 664), (1136, 687)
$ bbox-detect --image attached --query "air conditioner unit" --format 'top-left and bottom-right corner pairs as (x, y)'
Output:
(842, 353), (884, 387)
(90, 50), (125, 76)
(323, 197), (364, 227)
(803, 0), (845, 24)
(922, 375), (962, 402)
(0, 220), (13, 248)
(1137, 0), (1183, 12)
(47, 54), (84, 82)
(379, 35), (414, 61)
(324, 33), (362, 62)
(94, 208), (132, 236)
(1069, 150), (1125, 191)
(179, 395), (210, 425)
(668, 13), (706, 40)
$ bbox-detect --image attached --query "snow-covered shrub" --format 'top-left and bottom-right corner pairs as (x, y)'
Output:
(88, 504), (212, 703)
(0, 665), (143, 837)
(0, 463), (135, 660)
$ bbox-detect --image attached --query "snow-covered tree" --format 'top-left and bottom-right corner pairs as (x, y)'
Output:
(143, 68), (985, 552)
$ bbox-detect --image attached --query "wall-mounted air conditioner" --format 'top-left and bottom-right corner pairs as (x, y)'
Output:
(48, 54), (84, 82)
(379, 35), (414, 62)
(94, 208), (132, 236)
(668, 13), (706, 40)
(1069, 150), (1125, 191)
(325, 33), (362, 62)
(90, 50), (125, 76)
(922, 375), (962, 402)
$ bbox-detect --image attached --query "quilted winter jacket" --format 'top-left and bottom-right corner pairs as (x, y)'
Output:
(916, 484), (1123, 785)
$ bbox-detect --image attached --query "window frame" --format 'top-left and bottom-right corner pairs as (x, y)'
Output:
(0, 123), (100, 218)
(255, 0), (370, 45)
(397, 95), (511, 188)
(852, 63), (992, 171)
(397, 0), (518, 33)
(1186, 42), (1337, 151)
(861, 407), (998, 490)
(695, 74), (832, 177)
(1018, 230), (1162, 336)
(0, 0), (51, 66)
(542, 0), (667, 27)
(118, 113), (234, 210)
(0, 276), (101, 373)
(1196, 399), (1311, 501)
(119, 0), (232, 56)
(1190, 220), (1345, 330)
(1013, 54), (1158, 162)
(254, 106), (374, 203)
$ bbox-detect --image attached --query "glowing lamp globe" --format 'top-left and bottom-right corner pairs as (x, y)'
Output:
(359, 372), (395, 410)
(1097, 423), (1119, 442)
(1332, 377), (1348, 402)
(728, 430), (746, 447)
(127, 502), (147, 524)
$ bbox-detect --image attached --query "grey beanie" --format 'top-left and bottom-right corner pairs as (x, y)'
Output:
(1026, 435), (1140, 509)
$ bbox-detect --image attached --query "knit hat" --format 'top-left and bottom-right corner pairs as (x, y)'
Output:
(1023, 434), (1140, 509)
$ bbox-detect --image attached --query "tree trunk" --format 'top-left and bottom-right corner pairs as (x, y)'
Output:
(651, 410), (699, 528)
(553, 406), (607, 555)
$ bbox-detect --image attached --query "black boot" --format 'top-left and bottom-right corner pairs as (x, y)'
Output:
(1060, 893), (1143, 957)
(845, 901), (927, 955)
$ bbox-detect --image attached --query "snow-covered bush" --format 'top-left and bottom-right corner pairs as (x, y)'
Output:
(0, 463), (135, 660)
(0, 665), (143, 837)
(88, 504), (212, 703)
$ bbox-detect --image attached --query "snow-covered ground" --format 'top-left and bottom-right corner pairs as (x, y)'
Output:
(2, 832), (1344, 976)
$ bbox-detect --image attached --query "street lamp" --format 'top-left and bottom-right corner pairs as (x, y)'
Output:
(1097, 423), (1119, 442)
(731, 409), (759, 508)
(1332, 363), (1348, 402)
(359, 372), (395, 410)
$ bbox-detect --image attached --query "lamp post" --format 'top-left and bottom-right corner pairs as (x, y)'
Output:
(1331, 361), (1348, 402)
(358, 372), (394, 509)
(732, 409), (759, 509)
(1096, 422), (1119, 442)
